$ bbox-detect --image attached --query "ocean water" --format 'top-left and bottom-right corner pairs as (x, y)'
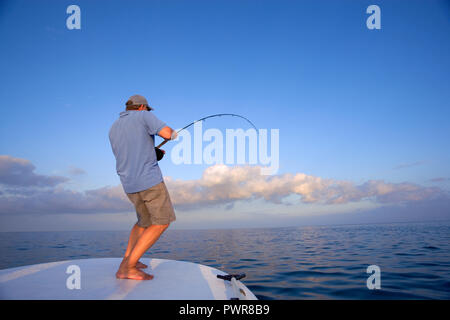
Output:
(0, 221), (449, 299)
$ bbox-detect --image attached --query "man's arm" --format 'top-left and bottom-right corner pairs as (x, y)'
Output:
(158, 126), (177, 140)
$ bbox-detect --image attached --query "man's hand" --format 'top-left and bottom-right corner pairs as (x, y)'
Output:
(158, 126), (174, 140)
(156, 126), (178, 150)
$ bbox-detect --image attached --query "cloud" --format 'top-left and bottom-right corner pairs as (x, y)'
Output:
(165, 165), (445, 210)
(0, 156), (446, 216)
(0, 155), (68, 187)
(0, 156), (131, 215)
(393, 160), (426, 170)
(68, 165), (86, 176)
(0, 184), (132, 215)
(429, 177), (450, 183)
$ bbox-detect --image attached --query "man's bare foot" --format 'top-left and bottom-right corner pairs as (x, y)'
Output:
(122, 258), (147, 269)
(116, 266), (154, 280)
(136, 261), (148, 269)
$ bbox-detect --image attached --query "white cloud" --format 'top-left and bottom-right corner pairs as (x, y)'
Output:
(165, 165), (443, 209)
(393, 160), (426, 170)
(0, 155), (68, 187)
(0, 156), (445, 216)
(0, 184), (132, 215)
(68, 165), (86, 176)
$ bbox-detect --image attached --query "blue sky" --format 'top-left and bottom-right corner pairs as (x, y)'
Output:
(0, 0), (449, 231)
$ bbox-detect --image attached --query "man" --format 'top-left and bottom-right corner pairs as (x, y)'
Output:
(109, 94), (177, 280)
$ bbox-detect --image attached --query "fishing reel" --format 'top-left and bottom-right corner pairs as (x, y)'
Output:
(155, 147), (164, 161)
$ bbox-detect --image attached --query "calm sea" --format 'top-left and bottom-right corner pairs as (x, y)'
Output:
(1, 221), (449, 299)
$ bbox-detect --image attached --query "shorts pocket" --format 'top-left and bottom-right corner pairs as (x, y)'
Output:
(140, 182), (163, 202)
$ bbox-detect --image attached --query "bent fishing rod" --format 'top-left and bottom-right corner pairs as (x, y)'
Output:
(156, 113), (257, 149)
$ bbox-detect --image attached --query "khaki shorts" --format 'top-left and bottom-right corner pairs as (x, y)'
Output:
(126, 182), (176, 228)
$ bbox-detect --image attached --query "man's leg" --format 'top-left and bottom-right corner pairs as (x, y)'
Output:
(126, 224), (168, 266)
(116, 224), (169, 280)
(123, 223), (147, 269)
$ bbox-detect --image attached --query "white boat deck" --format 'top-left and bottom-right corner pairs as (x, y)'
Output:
(0, 258), (257, 300)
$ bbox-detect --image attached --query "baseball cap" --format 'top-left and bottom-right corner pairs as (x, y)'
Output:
(126, 94), (154, 110)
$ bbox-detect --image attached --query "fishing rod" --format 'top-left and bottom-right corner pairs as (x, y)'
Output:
(156, 113), (257, 149)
